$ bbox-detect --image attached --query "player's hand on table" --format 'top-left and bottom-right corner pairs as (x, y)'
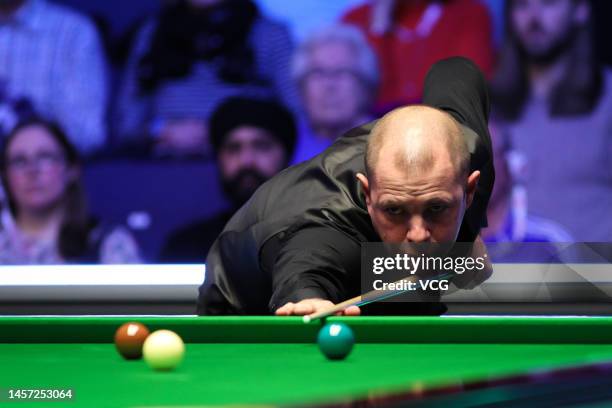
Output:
(275, 298), (361, 316)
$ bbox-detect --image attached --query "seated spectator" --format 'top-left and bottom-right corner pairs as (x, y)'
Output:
(115, 0), (298, 157)
(482, 120), (573, 244)
(160, 97), (295, 263)
(490, 0), (612, 241)
(342, 0), (495, 111)
(0, 119), (141, 264)
(291, 24), (379, 164)
(0, 0), (108, 155)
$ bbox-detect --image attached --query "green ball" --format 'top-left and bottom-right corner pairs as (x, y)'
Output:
(317, 322), (354, 360)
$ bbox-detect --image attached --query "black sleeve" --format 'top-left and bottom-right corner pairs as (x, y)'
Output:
(197, 226), (360, 315)
(197, 229), (274, 315)
(266, 226), (362, 312)
(422, 57), (494, 241)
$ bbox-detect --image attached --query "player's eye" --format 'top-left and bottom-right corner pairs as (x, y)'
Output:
(384, 206), (403, 216)
(426, 204), (448, 217)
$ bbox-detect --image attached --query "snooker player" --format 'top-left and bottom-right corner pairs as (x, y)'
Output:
(197, 57), (494, 316)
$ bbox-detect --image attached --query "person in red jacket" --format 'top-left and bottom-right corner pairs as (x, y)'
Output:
(342, 0), (495, 112)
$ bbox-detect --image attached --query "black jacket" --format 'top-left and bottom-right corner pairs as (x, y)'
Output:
(197, 57), (494, 315)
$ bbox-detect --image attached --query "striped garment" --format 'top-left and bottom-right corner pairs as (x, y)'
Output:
(115, 14), (299, 142)
(0, 0), (108, 154)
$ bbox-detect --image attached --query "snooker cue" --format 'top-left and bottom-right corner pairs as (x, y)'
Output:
(303, 271), (457, 323)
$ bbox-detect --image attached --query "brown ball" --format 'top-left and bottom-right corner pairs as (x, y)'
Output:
(114, 322), (150, 360)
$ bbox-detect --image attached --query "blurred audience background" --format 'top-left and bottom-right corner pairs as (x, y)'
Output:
(342, 0), (495, 111)
(0, 118), (140, 264)
(291, 24), (378, 163)
(482, 117), (573, 244)
(490, 0), (612, 242)
(160, 96), (295, 262)
(0, 0), (107, 154)
(114, 0), (298, 157)
(0, 0), (609, 264)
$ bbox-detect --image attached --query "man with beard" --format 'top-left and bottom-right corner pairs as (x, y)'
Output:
(159, 97), (296, 263)
(491, 0), (612, 242)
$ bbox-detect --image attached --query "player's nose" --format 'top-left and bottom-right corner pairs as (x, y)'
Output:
(404, 217), (431, 243)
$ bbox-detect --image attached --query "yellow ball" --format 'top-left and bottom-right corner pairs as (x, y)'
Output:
(142, 330), (185, 371)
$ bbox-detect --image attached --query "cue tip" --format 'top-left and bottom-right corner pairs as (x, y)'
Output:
(303, 315), (312, 324)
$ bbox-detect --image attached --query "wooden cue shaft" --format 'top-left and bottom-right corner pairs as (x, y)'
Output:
(303, 271), (457, 323)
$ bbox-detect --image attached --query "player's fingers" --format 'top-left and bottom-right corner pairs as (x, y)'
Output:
(311, 300), (335, 314)
(293, 301), (316, 315)
(344, 305), (361, 316)
(275, 302), (295, 316)
(295, 299), (335, 315)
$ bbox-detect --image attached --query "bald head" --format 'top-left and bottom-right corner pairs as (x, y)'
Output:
(365, 105), (469, 183)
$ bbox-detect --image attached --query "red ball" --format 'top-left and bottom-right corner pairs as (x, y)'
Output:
(114, 322), (150, 360)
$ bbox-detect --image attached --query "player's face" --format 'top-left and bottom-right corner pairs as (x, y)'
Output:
(302, 41), (368, 129)
(218, 126), (287, 205)
(359, 161), (478, 244)
(5, 125), (76, 214)
(510, 0), (588, 62)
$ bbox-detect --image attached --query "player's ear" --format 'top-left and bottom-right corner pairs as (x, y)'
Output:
(356, 173), (371, 206)
(465, 170), (480, 208)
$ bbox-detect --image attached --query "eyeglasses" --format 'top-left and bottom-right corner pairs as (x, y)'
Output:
(6, 152), (66, 171)
(304, 68), (361, 82)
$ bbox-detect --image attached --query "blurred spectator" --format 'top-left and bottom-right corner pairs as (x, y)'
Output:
(482, 119), (573, 243)
(342, 0), (495, 111)
(0, 119), (140, 264)
(160, 97), (295, 263)
(115, 0), (298, 156)
(291, 24), (378, 164)
(491, 0), (612, 241)
(0, 0), (108, 154)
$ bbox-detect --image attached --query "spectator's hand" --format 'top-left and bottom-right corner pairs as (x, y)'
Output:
(275, 298), (361, 316)
(157, 118), (209, 155)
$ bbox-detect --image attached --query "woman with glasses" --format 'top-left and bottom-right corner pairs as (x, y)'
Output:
(0, 118), (141, 264)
